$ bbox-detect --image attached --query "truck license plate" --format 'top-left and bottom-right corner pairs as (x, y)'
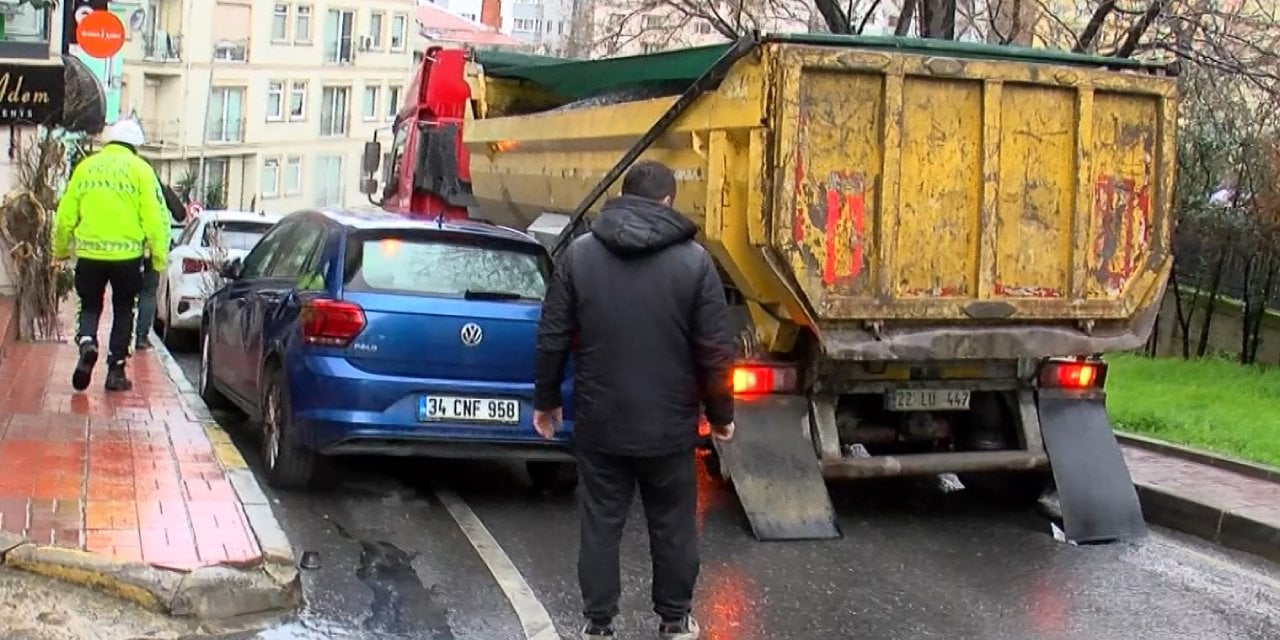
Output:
(886, 389), (971, 411)
(418, 396), (520, 424)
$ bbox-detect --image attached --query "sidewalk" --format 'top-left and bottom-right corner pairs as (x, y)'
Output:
(0, 301), (297, 618)
(1122, 437), (1280, 563)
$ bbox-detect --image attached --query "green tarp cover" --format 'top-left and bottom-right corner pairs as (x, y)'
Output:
(474, 33), (1164, 101)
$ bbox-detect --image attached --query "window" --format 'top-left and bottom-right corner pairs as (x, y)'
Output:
(295, 5), (313, 43)
(390, 13), (407, 51)
(367, 11), (385, 49)
(640, 43), (660, 54)
(284, 156), (303, 196)
(362, 85), (380, 121)
(262, 158), (281, 198)
(607, 13), (624, 27)
(319, 86), (350, 136)
(204, 220), (276, 251)
(314, 155), (345, 207)
(461, 13), (477, 22)
(695, 20), (713, 35)
(324, 9), (356, 63)
(266, 80), (285, 121)
(240, 224), (292, 279)
(643, 14), (664, 29)
(513, 18), (537, 32)
(0, 2), (50, 54)
(213, 41), (248, 62)
(271, 4), (290, 41)
(386, 85), (401, 120)
(267, 224), (326, 279)
(289, 81), (307, 120)
(343, 233), (549, 301)
(207, 87), (245, 143)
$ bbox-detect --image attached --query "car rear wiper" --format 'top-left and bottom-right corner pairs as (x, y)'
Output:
(463, 289), (524, 301)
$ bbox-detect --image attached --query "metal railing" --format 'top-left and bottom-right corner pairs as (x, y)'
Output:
(143, 33), (183, 62)
(140, 119), (185, 147)
(206, 117), (247, 144)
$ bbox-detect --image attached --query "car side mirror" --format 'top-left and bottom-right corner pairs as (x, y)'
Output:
(220, 257), (243, 280)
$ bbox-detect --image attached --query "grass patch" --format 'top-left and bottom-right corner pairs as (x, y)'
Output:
(1106, 354), (1280, 468)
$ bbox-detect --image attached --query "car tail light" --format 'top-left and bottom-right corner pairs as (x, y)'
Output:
(732, 365), (798, 395)
(301, 299), (366, 347)
(182, 258), (212, 274)
(1039, 360), (1106, 389)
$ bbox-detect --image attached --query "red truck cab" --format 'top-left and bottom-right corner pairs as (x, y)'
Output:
(359, 47), (475, 222)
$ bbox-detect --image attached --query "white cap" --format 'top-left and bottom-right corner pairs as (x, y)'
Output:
(104, 119), (146, 147)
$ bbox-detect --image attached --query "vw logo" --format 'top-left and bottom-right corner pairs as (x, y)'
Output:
(459, 322), (483, 347)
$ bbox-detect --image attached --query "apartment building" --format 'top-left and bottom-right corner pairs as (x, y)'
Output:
(120, 0), (418, 214)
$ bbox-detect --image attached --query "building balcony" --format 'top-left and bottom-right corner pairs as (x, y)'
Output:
(144, 33), (182, 61)
(140, 119), (185, 148)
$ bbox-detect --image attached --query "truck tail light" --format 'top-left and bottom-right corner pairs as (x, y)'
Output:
(182, 258), (212, 273)
(732, 365), (798, 395)
(1040, 360), (1106, 389)
(301, 299), (366, 347)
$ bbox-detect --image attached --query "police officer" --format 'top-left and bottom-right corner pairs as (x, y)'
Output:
(53, 119), (169, 392)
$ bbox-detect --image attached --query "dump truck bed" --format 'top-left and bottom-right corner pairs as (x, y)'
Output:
(464, 35), (1176, 359)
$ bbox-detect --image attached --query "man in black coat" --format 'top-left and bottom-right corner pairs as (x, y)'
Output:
(533, 160), (736, 640)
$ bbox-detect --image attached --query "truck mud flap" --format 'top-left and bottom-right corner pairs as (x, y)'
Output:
(1038, 394), (1146, 544)
(715, 395), (841, 541)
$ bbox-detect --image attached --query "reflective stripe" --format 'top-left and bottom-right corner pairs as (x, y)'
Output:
(77, 239), (145, 253)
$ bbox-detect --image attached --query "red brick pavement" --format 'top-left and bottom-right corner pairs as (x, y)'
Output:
(0, 317), (261, 570)
(1124, 445), (1280, 526)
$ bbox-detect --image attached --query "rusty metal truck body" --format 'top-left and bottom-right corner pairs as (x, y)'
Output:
(361, 34), (1177, 543)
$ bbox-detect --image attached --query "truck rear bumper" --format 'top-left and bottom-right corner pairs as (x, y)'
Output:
(819, 450), (1048, 479)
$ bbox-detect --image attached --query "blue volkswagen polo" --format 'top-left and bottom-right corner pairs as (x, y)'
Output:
(198, 209), (576, 491)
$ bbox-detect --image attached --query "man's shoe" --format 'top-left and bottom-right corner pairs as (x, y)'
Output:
(134, 339), (152, 352)
(71, 337), (98, 391)
(659, 615), (701, 640)
(580, 621), (615, 638)
(104, 360), (133, 392)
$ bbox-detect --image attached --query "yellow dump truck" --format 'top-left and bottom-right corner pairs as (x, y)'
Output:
(360, 33), (1176, 543)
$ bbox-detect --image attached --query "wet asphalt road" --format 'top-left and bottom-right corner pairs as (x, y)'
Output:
(171, 353), (1280, 640)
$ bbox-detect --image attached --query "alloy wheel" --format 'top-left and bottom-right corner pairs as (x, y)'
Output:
(263, 385), (281, 470)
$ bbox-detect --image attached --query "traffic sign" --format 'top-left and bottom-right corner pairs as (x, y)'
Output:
(75, 10), (126, 59)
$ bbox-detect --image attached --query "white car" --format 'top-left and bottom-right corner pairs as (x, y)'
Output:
(157, 210), (283, 343)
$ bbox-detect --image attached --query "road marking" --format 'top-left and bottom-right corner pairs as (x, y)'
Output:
(434, 487), (561, 640)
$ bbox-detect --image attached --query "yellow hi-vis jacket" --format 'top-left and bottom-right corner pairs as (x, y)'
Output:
(53, 144), (169, 272)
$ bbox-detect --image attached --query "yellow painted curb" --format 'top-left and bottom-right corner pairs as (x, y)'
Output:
(205, 423), (249, 470)
(4, 545), (167, 612)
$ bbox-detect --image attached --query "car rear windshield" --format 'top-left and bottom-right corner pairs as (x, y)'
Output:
(203, 221), (275, 251)
(343, 232), (549, 300)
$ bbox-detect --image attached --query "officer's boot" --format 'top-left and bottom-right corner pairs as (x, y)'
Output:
(72, 336), (99, 392)
(104, 359), (133, 392)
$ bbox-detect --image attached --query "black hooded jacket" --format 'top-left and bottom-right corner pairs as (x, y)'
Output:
(534, 195), (735, 457)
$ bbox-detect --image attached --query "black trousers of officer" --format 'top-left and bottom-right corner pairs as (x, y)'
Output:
(577, 447), (699, 624)
(75, 257), (144, 363)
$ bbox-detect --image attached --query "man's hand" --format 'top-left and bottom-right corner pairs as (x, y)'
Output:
(711, 421), (735, 442)
(533, 407), (562, 439)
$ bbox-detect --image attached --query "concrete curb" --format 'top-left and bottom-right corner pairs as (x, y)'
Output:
(1117, 432), (1280, 483)
(0, 332), (301, 620)
(1133, 482), (1280, 565)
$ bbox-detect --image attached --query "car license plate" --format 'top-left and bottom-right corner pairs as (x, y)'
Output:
(418, 396), (520, 424)
(885, 389), (971, 411)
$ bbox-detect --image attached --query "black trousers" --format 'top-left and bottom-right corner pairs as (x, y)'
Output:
(577, 447), (699, 623)
(75, 257), (144, 363)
